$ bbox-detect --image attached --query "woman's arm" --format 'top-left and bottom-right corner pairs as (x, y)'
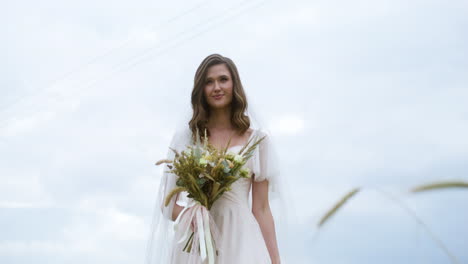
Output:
(171, 194), (196, 231)
(252, 177), (281, 264)
(171, 193), (187, 221)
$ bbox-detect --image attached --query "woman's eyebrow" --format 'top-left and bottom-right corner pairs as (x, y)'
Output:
(206, 75), (229, 80)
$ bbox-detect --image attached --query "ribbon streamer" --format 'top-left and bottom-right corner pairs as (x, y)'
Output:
(174, 200), (219, 264)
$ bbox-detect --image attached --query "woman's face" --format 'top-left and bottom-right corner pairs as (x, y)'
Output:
(203, 63), (233, 110)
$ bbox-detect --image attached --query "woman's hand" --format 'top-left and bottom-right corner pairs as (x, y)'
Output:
(190, 218), (196, 231)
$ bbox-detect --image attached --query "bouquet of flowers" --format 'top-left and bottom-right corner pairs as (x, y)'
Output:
(155, 127), (266, 264)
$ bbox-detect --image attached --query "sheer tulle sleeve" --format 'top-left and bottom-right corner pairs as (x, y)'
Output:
(146, 128), (192, 264)
(251, 129), (281, 201)
(159, 128), (191, 220)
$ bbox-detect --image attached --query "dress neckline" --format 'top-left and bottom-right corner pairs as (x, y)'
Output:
(222, 129), (256, 151)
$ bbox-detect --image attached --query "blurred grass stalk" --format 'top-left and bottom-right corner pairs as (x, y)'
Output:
(411, 181), (468, 193)
(317, 187), (360, 228)
(317, 180), (467, 264)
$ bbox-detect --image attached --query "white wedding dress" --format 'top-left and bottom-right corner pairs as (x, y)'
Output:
(146, 126), (284, 264)
(169, 130), (273, 264)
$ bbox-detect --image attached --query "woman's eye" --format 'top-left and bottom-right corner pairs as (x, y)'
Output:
(206, 80), (212, 84)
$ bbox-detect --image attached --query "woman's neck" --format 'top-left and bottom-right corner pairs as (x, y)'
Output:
(207, 107), (233, 130)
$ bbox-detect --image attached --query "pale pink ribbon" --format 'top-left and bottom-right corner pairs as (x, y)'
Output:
(174, 200), (220, 264)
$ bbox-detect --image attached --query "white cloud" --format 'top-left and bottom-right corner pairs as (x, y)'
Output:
(270, 114), (306, 135)
(2, 0), (468, 263)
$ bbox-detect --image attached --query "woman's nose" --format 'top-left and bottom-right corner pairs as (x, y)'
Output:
(214, 81), (221, 90)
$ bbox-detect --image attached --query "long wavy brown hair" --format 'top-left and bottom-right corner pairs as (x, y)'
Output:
(189, 53), (250, 142)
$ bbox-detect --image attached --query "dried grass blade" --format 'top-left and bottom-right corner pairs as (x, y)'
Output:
(164, 187), (186, 207)
(240, 135), (266, 156)
(155, 159), (172, 166)
(318, 187), (360, 228)
(411, 181), (468, 193)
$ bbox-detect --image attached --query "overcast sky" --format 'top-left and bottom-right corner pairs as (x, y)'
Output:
(2, 0), (468, 263)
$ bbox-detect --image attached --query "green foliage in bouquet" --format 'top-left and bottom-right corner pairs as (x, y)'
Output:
(155, 127), (266, 210)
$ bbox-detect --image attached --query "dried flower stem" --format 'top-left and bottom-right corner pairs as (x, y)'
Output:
(411, 181), (468, 193)
(317, 187), (360, 228)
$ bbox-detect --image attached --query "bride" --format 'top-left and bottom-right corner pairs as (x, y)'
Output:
(146, 53), (288, 264)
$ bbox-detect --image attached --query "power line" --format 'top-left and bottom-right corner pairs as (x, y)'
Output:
(76, 0), (266, 90)
(0, 0), (213, 115)
(0, 0), (272, 130)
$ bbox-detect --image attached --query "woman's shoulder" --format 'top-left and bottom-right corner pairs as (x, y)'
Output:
(254, 128), (271, 139)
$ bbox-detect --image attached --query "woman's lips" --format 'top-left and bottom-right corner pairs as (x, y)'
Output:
(213, 94), (224, 100)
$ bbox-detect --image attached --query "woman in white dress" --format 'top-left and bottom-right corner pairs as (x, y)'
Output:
(146, 54), (285, 264)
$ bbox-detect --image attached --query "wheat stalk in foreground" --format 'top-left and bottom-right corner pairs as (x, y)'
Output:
(375, 187), (461, 264)
(410, 181), (468, 193)
(316, 185), (464, 264)
(317, 187), (361, 228)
